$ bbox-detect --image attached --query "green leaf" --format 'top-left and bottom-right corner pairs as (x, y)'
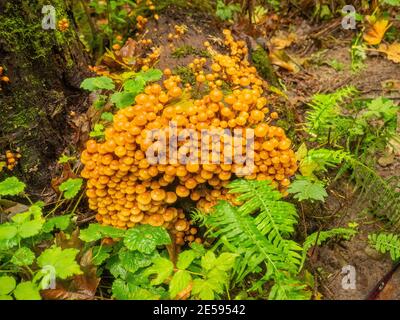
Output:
(201, 251), (216, 270)
(11, 247), (35, 266)
(37, 247), (82, 279)
(0, 295), (13, 300)
(192, 278), (216, 300)
(124, 225), (171, 254)
(214, 253), (237, 271)
(176, 250), (196, 270)
(287, 177), (328, 202)
(58, 154), (76, 164)
(137, 69), (163, 82)
(119, 250), (156, 273)
(13, 282), (41, 300)
(112, 279), (163, 300)
(111, 91), (136, 109)
(42, 215), (71, 233)
(80, 76), (115, 91)
(124, 77), (146, 94)
(0, 224), (17, 240)
(89, 124), (105, 138)
(79, 223), (126, 242)
(143, 257), (173, 285)
(169, 270), (192, 298)
(0, 276), (16, 295)
(0, 177), (26, 196)
(59, 178), (83, 199)
(92, 246), (112, 266)
(18, 220), (44, 238)
(101, 112), (114, 122)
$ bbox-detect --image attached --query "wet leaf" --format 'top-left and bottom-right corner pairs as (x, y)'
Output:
(378, 42), (400, 63)
(363, 17), (391, 45)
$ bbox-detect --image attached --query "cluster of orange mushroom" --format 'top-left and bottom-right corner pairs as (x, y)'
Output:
(81, 30), (297, 245)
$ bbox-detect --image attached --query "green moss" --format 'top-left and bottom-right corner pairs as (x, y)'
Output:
(172, 45), (210, 59)
(251, 46), (279, 87)
(0, 0), (74, 60)
(173, 66), (196, 85)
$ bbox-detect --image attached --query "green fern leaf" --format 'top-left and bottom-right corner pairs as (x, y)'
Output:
(368, 233), (400, 261)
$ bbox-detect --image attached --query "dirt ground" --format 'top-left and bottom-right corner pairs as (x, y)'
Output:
(281, 20), (400, 300)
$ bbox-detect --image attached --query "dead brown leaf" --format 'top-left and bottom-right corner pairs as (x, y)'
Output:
(378, 42), (400, 63)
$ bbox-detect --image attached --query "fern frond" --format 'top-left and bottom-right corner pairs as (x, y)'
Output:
(227, 179), (299, 236)
(305, 86), (357, 142)
(300, 228), (357, 270)
(268, 273), (312, 300)
(368, 233), (400, 261)
(203, 201), (289, 279)
(200, 179), (303, 282)
(351, 162), (400, 228)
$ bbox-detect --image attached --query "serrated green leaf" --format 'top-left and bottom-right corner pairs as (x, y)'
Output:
(287, 177), (328, 202)
(124, 225), (171, 254)
(0, 238), (18, 250)
(201, 251), (216, 270)
(169, 270), (192, 298)
(13, 282), (41, 300)
(176, 250), (196, 270)
(11, 247), (35, 266)
(0, 224), (17, 240)
(0, 177), (26, 196)
(214, 253), (237, 271)
(143, 257), (173, 285)
(80, 76), (115, 91)
(112, 279), (163, 300)
(119, 250), (156, 273)
(18, 220), (44, 238)
(124, 77), (146, 94)
(37, 247), (82, 279)
(192, 278), (216, 300)
(0, 276), (16, 295)
(92, 246), (112, 266)
(59, 178), (83, 199)
(111, 91), (136, 109)
(137, 69), (163, 82)
(79, 223), (126, 242)
(42, 215), (71, 233)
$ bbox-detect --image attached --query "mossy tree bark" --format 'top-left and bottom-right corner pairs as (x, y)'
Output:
(0, 0), (91, 193)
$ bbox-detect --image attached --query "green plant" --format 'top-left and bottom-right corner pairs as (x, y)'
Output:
(79, 223), (237, 300)
(215, 0), (241, 21)
(287, 176), (328, 202)
(297, 145), (400, 228)
(368, 233), (400, 261)
(0, 176), (86, 300)
(193, 179), (355, 300)
(306, 88), (399, 157)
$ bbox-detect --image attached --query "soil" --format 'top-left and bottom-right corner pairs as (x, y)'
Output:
(279, 20), (400, 300)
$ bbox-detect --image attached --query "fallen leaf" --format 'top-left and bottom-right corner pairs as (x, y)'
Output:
(269, 50), (300, 72)
(363, 17), (391, 46)
(378, 42), (400, 63)
(269, 31), (297, 50)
